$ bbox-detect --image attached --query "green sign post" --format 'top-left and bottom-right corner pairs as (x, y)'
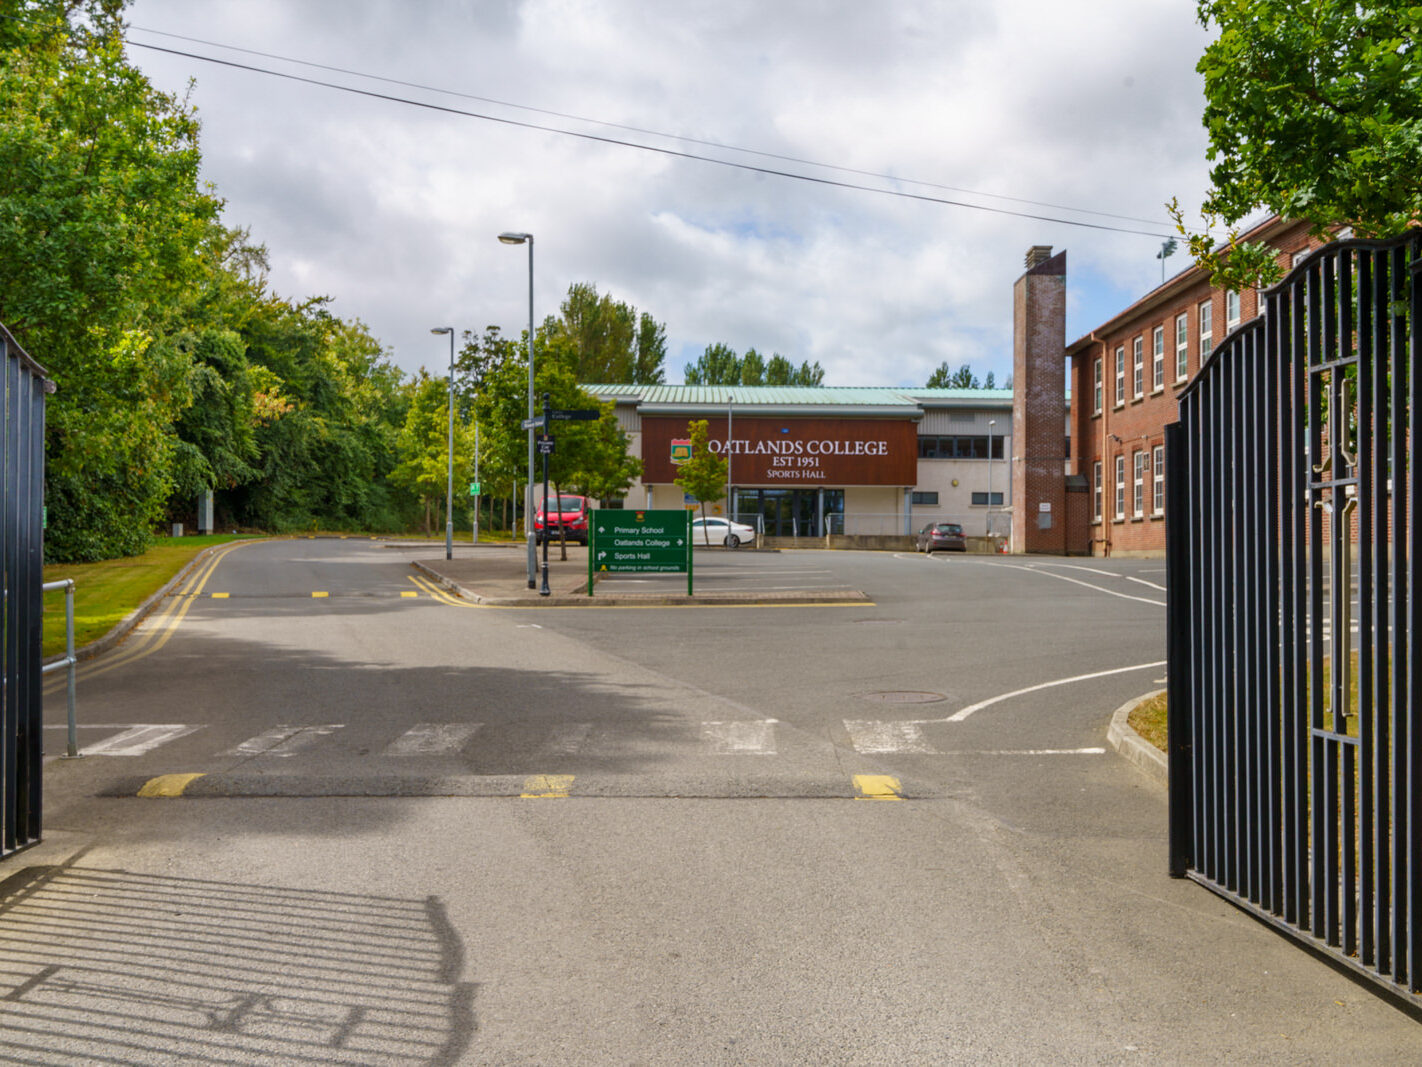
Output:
(588, 509), (692, 596)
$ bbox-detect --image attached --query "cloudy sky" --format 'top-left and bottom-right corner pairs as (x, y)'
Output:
(123, 0), (1226, 388)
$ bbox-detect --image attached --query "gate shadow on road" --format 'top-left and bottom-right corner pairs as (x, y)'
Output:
(0, 859), (475, 1064)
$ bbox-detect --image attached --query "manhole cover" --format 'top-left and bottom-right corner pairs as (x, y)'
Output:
(861, 691), (947, 705)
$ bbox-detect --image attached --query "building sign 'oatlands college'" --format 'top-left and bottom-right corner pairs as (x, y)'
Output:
(640, 417), (918, 487)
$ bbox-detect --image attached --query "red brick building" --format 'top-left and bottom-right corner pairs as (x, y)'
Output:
(1014, 216), (1335, 556)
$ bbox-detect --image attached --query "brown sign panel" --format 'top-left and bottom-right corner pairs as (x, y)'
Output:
(641, 416), (918, 486)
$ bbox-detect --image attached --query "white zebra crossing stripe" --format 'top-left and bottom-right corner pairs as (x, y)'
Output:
(223, 724), (345, 758)
(383, 723), (482, 756)
(701, 720), (780, 755)
(843, 720), (938, 754)
(78, 724), (204, 757)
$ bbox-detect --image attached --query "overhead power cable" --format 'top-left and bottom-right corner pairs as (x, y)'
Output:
(128, 40), (1176, 240)
(128, 23), (1176, 233)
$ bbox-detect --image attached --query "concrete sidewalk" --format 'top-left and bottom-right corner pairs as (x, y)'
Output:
(399, 541), (871, 607)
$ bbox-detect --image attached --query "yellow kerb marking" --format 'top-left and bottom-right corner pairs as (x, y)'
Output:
(853, 774), (903, 801)
(520, 774), (574, 798)
(211, 592), (230, 599)
(312, 591), (329, 598)
(401, 591), (419, 598)
(137, 773), (206, 798)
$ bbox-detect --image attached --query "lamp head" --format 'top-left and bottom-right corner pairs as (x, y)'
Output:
(498, 232), (531, 245)
(430, 327), (453, 335)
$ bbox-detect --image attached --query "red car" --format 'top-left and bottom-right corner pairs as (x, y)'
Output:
(534, 494), (590, 545)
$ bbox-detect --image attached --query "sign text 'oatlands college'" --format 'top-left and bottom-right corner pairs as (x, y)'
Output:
(640, 417), (917, 486)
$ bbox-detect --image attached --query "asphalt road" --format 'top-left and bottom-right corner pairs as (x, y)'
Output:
(6, 539), (1416, 1064)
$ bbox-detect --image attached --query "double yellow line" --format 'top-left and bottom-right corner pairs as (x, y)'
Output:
(57, 540), (258, 687)
(408, 573), (474, 607)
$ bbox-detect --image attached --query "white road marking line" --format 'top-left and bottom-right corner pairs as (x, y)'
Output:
(843, 720), (938, 754)
(990, 563), (1166, 606)
(942, 747), (1107, 756)
(540, 722), (592, 755)
(942, 661), (1167, 722)
(383, 722), (482, 756)
(223, 724), (345, 758)
(74, 724), (203, 757)
(701, 719), (780, 755)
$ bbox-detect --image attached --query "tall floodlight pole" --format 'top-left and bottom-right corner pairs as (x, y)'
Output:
(987, 418), (996, 537)
(431, 327), (456, 560)
(498, 231), (536, 588)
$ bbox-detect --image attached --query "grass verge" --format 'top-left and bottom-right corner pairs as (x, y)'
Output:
(1128, 690), (1168, 752)
(41, 535), (257, 658)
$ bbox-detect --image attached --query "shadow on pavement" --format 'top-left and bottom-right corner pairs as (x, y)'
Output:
(0, 859), (476, 1065)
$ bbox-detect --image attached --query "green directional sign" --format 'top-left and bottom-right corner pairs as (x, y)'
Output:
(588, 508), (692, 595)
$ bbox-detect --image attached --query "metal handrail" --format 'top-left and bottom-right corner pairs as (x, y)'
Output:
(41, 579), (78, 758)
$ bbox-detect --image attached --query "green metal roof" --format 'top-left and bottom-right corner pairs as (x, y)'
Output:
(585, 384), (1014, 409)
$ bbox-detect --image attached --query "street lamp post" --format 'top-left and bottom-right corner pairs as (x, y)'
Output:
(498, 231), (537, 588)
(986, 418), (996, 538)
(726, 393), (734, 523)
(431, 327), (456, 560)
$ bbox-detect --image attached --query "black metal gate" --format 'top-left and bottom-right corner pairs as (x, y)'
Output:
(1167, 230), (1421, 1002)
(1, 324), (48, 860)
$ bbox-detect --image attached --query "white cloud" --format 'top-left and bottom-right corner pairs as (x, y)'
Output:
(126, 0), (1217, 387)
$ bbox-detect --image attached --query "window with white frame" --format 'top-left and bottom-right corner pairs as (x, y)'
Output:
(1115, 455), (1126, 519)
(1132, 337), (1144, 398)
(1093, 357), (1103, 414)
(1256, 288), (1268, 316)
(1152, 445), (1165, 515)
(1175, 312), (1189, 380)
(1093, 460), (1103, 522)
(1152, 326), (1165, 390)
(1225, 290), (1241, 329)
(1115, 346), (1125, 405)
(1199, 300), (1213, 358)
(1133, 451), (1146, 516)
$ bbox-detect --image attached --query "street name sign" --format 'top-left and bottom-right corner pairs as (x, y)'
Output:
(588, 509), (692, 596)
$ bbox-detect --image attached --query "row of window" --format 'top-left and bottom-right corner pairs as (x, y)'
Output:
(911, 490), (1004, 507)
(1092, 448), (1165, 522)
(917, 435), (1005, 460)
(1091, 292), (1248, 413)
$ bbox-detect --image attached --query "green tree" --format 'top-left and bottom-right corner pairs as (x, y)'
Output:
(0, 0), (222, 559)
(538, 283), (667, 383)
(391, 371), (474, 534)
(673, 420), (729, 544)
(1172, 0), (1422, 289)
(683, 342), (741, 385)
(926, 362), (981, 389)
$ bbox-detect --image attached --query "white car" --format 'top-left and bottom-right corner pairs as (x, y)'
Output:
(690, 516), (757, 548)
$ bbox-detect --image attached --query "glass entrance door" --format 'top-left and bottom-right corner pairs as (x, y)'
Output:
(734, 489), (844, 537)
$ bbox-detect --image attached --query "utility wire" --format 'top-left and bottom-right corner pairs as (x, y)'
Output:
(128, 23), (1177, 233)
(128, 40), (1175, 239)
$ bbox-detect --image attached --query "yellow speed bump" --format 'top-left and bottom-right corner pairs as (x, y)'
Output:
(137, 773), (206, 798)
(520, 774), (574, 798)
(853, 774), (903, 801)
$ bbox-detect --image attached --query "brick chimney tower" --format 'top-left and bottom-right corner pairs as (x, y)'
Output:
(1011, 246), (1068, 553)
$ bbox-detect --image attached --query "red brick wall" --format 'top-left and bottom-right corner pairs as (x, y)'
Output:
(1068, 219), (1328, 557)
(1012, 249), (1069, 554)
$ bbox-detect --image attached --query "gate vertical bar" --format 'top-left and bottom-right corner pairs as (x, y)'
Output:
(1167, 417), (1192, 877)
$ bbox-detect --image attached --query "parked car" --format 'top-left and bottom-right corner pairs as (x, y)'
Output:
(534, 494), (591, 544)
(690, 516), (757, 548)
(916, 521), (966, 553)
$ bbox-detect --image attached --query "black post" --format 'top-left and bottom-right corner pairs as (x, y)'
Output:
(1165, 418), (1192, 877)
(540, 393), (551, 597)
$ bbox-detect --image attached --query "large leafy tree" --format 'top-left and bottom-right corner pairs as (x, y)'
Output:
(538, 283), (667, 384)
(925, 362), (995, 389)
(390, 371), (475, 534)
(1174, 0), (1422, 288)
(0, 0), (221, 559)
